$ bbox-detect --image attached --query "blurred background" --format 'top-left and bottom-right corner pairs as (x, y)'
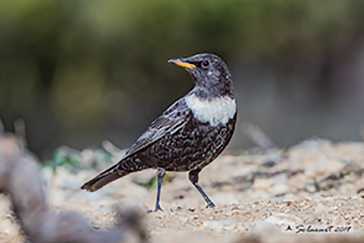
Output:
(1, 0), (364, 159)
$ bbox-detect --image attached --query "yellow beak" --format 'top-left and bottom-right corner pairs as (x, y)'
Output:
(168, 58), (196, 69)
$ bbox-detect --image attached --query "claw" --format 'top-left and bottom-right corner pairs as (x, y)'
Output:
(154, 204), (164, 212)
(206, 202), (216, 208)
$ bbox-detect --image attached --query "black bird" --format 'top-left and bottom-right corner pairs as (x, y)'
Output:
(81, 53), (237, 211)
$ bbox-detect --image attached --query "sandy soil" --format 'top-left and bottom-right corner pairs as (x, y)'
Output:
(1, 138), (364, 242)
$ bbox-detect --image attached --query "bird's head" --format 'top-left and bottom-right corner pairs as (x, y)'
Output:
(168, 53), (234, 99)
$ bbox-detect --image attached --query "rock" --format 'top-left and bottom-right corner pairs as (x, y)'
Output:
(252, 220), (280, 235)
(313, 203), (328, 223)
(204, 219), (237, 232)
(264, 215), (296, 226)
(212, 192), (237, 204)
(242, 222), (252, 231)
(252, 178), (275, 191)
(40, 167), (54, 186)
(52, 167), (80, 190)
(269, 184), (289, 195)
(231, 168), (251, 179)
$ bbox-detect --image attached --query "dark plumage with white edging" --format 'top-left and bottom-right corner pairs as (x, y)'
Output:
(81, 53), (237, 211)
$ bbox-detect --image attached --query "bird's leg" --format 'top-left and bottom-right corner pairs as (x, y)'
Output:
(155, 167), (165, 211)
(188, 169), (215, 208)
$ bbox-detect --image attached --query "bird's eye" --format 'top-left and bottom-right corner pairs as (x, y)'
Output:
(201, 60), (209, 68)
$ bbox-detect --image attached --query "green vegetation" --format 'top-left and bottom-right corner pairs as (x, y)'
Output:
(42, 148), (114, 172)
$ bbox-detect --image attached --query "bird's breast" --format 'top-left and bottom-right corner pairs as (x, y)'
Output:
(185, 94), (236, 126)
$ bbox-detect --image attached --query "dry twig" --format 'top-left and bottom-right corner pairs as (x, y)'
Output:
(0, 129), (146, 243)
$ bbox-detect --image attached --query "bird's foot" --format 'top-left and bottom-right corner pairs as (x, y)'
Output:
(205, 202), (215, 208)
(154, 204), (164, 212)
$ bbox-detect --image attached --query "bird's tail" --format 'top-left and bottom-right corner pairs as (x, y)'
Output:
(81, 163), (129, 192)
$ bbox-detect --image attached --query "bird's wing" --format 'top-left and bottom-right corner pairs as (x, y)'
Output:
(123, 98), (190, 159)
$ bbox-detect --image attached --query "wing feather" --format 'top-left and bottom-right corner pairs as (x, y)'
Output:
(123, 98), (190, 158)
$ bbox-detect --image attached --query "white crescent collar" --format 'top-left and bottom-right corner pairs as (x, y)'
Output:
(185, 94), (236, 126)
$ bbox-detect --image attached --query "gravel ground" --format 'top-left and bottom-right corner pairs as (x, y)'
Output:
(1, 139), (364, 242)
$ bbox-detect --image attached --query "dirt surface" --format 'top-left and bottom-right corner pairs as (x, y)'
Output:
(1, 139), (364, 242)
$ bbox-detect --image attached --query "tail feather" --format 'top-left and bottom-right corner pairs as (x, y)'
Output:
(81, 164), (129, 192)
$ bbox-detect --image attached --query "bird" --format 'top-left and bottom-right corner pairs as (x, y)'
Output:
(81, 53), (237, 211)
